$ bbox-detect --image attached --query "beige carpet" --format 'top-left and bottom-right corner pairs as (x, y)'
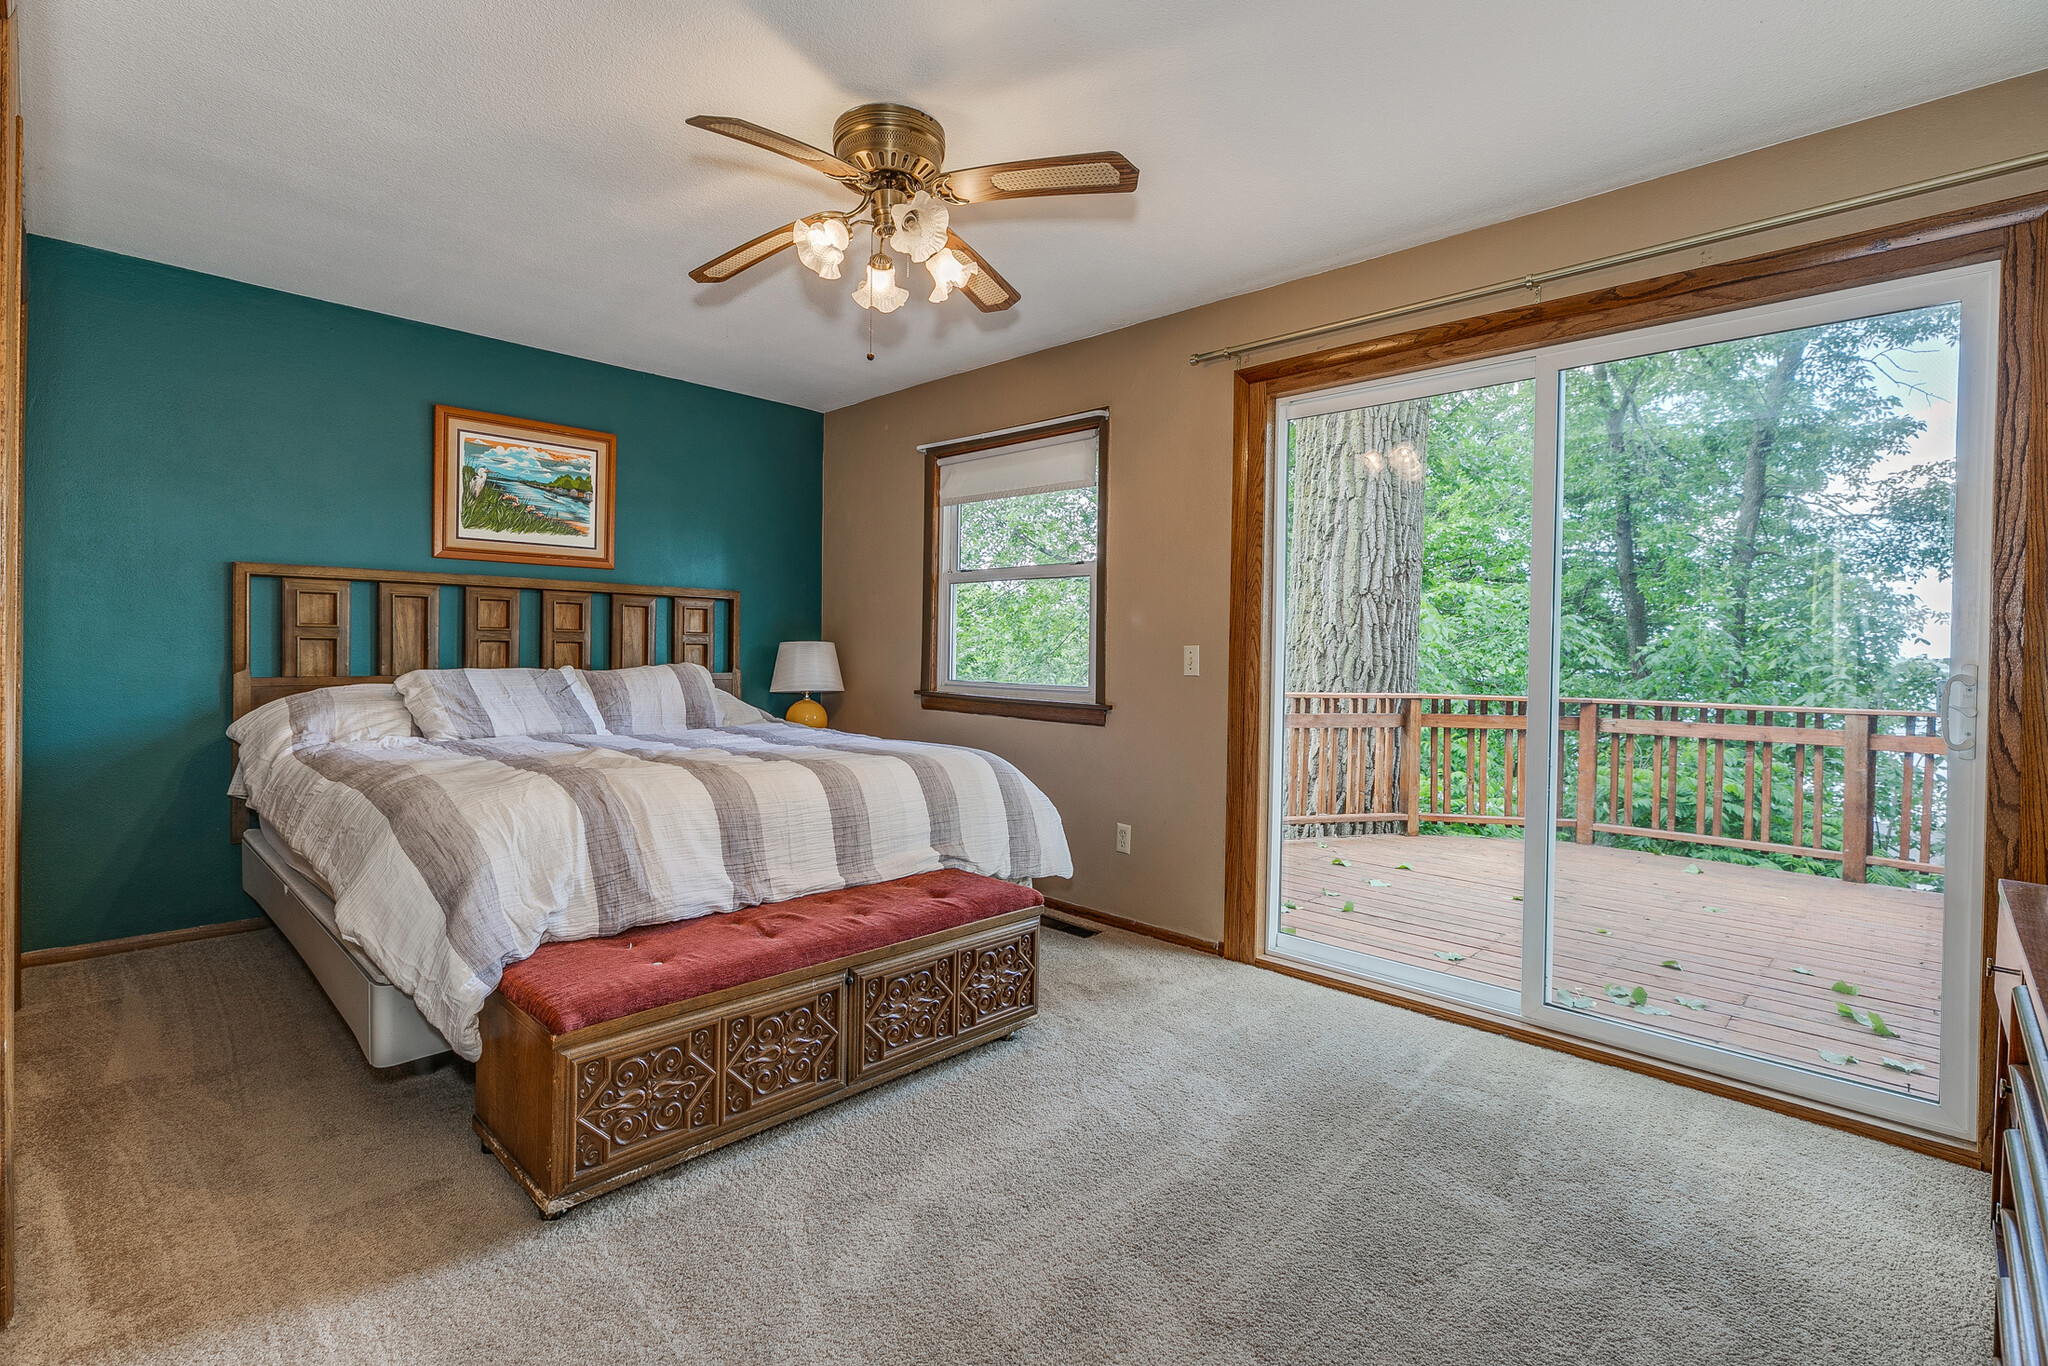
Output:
(6, 922), (1994, 1364)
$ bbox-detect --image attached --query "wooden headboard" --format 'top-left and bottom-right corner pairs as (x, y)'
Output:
(230, 561), (742, 838)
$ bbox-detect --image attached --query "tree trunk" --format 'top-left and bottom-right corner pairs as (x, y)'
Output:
(1592, 365), (1651, 678)
(1729, 338), (1807, 677)
(1288, 401), (1428, 833)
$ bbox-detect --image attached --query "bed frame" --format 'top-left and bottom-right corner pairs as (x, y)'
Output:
(229, 561), (1040, 1215)
(229, 560), (742, 840)
(230, 561), (746, 1064)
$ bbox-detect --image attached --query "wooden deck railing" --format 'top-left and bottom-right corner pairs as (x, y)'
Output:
(1283, 693), (1946, 881)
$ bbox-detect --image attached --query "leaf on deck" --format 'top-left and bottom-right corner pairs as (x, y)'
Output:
(1831, 981), (1859, 996)
(1682, 865), (1703, 875)
(1368, 879), (1391, 888)
(1630, 986), (1649, 1007)
(1340, 901), (1355, 914)
(1868, 1011), (1900, 1040)
(1818, 1050), (1858, 1066)
(1433, 950), (1466, 962)
(1634, 1003), (1672, 1017)
(1660, 960), (1682, 970)
(1674, 996), (1708, 1010)
(1879, 1057), (1924, 1074)
(1791, 967), (1815, 976)
(1331, 857), (1348, 867)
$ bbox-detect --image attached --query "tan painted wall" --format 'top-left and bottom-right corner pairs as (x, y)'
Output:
(823, 71), (2048, 946)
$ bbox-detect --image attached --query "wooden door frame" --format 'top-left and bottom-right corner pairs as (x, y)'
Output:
(1225, 188), (2048, 1168)
(0, 0), (21, 1326)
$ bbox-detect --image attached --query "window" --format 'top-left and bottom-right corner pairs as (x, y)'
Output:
(921, 414), (1109, 724)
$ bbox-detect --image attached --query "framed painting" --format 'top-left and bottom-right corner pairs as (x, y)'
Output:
(433, 406), (617, 569)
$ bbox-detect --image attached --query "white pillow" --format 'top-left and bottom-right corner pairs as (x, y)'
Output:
(715, 690), (776, 726)
(227, 684), (419, 751)
(226, 684), (421, 802)
(394, 667), (608, 741)
(577, 662), (724, 734)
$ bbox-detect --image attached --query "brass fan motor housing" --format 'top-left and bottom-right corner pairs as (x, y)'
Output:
(833, 103), (945, 185)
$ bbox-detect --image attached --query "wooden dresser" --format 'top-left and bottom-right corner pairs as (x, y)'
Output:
(1994, 879), (2048, 1361)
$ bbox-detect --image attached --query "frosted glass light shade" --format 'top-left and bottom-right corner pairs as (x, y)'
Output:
(926, 247), (975, 302)
(853, 256), (907, 313)
(771, 640), (843, 694)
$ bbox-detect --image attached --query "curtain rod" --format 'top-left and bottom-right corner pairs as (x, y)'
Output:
(1189, 147), (2048, 366)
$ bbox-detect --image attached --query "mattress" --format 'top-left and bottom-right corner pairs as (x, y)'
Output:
(230, 717), (1073, 1060)
(241, 826), (452, 1067)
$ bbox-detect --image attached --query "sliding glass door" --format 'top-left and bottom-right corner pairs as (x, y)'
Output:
(1274, 359), (1535, 1012)
(1269, 262), (1998, 1138)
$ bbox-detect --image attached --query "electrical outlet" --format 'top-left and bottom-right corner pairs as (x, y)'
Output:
(1183, 645), (1200, 676)
(1115, 822), (1132, 855)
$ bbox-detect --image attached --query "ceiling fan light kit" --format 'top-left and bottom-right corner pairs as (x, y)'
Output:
(687, 102), (1138, 349)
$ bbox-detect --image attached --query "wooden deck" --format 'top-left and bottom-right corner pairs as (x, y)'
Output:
(1278, 833), (1943, 1097)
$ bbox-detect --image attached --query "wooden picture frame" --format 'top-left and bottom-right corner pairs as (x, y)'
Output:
(432, 405), (616, 569)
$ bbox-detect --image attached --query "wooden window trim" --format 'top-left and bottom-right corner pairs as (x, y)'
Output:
(1224, 186), (2048, 1168)
(921, 414), (1111, 725)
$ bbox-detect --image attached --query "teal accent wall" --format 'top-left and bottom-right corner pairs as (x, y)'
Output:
(22, 236), (823, 951)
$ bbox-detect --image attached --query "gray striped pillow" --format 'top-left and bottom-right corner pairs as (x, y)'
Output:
(578, 663), (724, 734)
(394, 667), (609, 741)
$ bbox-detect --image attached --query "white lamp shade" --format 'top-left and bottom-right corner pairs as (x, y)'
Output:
(771, 641), (843, 694)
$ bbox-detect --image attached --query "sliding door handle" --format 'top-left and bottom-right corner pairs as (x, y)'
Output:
(1942, 665), (1979, 760)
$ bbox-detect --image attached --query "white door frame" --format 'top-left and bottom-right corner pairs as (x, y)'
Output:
(1265, 261), (2000, 1142)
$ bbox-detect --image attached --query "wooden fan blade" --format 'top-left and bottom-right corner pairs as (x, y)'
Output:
(943, 231), (1020, 313)
(689, 222), (800, 283)
(933, 152), (1138, 204)
(686, 116), (865, 183)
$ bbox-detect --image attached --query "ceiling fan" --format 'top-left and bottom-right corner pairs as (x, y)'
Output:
(686, 103), (1138, 318)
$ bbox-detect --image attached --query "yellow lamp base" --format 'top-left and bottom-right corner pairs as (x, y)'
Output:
(784, 696), (828, 728)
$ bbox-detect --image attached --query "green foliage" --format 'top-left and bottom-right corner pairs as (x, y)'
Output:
(545, 472), (593, 492)
(1555, 307), (1958, 710)
(947, 488), (1098, 688)
(957, 488), (1096, 570)
(1418, 382), (1535, 693)
(1391, 306), (1960, 884)
(461, 465), (578, 537)
(1407, 307), (1959, 711)
(952, 579), (1090, 687)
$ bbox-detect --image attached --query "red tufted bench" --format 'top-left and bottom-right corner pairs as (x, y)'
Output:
(474, 870), (1043, 1216)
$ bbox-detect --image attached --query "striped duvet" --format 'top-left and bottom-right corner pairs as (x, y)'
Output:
(231, 703), (1072, 1059)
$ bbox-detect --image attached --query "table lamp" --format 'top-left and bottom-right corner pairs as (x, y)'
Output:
(771, 641), (843, 727)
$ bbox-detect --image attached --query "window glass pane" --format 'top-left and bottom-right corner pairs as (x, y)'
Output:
(1548, 302), (1959, 1100)
(1276, 378), (1534, 1005)
(956, 487), (1098, 571)
(951, 577), (1091, 687)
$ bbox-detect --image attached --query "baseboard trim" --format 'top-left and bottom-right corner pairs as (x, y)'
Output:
(1252, 951), (1983, 1170)
(20, 916), (271, 968)
(1040, 897), (1223, 955)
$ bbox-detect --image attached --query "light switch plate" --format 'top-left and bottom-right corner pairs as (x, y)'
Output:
(1183, 645), (1200, 676)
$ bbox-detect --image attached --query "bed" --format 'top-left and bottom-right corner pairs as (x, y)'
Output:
(228, 563), (1072, 1211)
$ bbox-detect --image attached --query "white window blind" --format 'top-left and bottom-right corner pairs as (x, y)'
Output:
(937, 430), (1098, 506)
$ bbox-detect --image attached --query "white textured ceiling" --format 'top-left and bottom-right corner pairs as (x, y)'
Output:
(20, 1), (2048, 411)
